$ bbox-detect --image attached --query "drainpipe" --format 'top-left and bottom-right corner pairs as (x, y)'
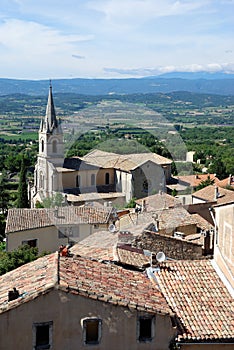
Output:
(209, 207), (217, 245)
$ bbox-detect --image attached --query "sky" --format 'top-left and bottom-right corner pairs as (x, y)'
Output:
(0, 0), (234, 79)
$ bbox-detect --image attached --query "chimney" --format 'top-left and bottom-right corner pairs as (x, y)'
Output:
(54, 207), (59, 217)
(8, 287), (19, 302)
(155, 220), (159, 231)
(228, 174), (232, 186)
(203, 230), (211, 256)
(214, 186), (219, 200)
(151, 252), (157, 267)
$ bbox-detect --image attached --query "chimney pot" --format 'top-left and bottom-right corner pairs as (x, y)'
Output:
(8, 287), (19, 302)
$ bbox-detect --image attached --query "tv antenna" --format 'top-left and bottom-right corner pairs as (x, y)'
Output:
(108, 224), (117, 233)
(156, 251), (166, 262)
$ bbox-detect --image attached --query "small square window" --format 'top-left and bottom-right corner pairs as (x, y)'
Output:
(82, 317), (102, 345)
(138, 316), (154, 342)
(22, 239), (37, 248)
(33, 321), (52, 350)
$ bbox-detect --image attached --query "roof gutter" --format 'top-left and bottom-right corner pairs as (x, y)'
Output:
(176, 342), (234, 347)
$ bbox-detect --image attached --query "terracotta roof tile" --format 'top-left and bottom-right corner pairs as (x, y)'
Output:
(217, 175), (234, 189)
(192, 185), (234, 205)
(155, 260), (234, 341)
(6, 205), (112, 233)
(82, 149), (172, 171)
(0, 253), (172, 316)
(191, 213), (214, 231)
(115, 244), (150, 269)
(135, 192), (181, 211)
(176, 174), (219, 188)
(119, 207), (197, 232)
(0, 253), (58, 314)
(59, 255), (171, 314)
(70, 231), (118, 261)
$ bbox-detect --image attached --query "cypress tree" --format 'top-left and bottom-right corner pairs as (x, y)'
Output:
(17, 158), (29, 208)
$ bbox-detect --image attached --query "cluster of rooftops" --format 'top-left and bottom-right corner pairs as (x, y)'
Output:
(1, 225), (234, 345)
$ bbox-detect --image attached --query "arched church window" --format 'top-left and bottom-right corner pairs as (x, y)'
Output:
(91, 174), (95, 186)
(39, 172), (44, 189)
(76, 175), (81, 187)
(41, 140), (44, 153)
(52, 140), (57, 153)
(105, 172), (110, 185)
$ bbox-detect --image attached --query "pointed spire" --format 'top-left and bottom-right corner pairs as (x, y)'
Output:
(45, 81), (58, 133)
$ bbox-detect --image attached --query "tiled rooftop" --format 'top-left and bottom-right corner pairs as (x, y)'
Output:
(155, 260), (234, 342)
(70, 231), (119, 261)
(119, 206), (197, 233)
(0, 253), (171, 316)
(82, 149), (172, 171)
(192, 185), (234, 205)
(176, 174), (220, 188)
(191, 213), (214, 231)
(70, 231), (149, 269)
(0, 252), (233, 342)
(6, 205), (112, 233)
(135, 192), (181, 211)
(217, 175), (234, 189)
(115, 244), (150, 269)
(0, 253), (58, 314)
(59, 255), (170, 314)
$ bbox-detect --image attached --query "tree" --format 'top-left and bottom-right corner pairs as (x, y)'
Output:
(209, 158), (228, 180)
(125, 197), (136, 208)
(37, 192), (64, 208)
(0, 244), (40, 276)
(0, 170), (9, 215)
(196, 175), (215, 191)
(0, 171), (10, 239)
(17, 158), (29, 208)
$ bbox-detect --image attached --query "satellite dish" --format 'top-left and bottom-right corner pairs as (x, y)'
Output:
(108, 224), (117, 233)
(156, 251), (166, 262)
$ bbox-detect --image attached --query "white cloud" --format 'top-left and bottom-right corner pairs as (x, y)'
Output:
(88, 0), (209, 23)
(103, 63), (234, 76)
(0, 19), (94, 78)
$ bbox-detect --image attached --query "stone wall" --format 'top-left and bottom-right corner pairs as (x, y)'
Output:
(133, 231), (205, 260)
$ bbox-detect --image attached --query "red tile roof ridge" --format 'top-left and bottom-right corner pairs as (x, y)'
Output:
(58, 255), (173, 315)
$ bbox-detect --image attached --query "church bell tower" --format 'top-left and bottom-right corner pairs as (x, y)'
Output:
(32, 82), (64, 204)
(38, 82), (64, 165)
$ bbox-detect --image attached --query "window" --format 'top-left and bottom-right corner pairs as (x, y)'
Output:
(105, 172), (110, 185)
(22, 239), (37, 248)
(138, 316), (154, 342)
(91, 174), (95, 186)
(52, 140), (57, 153)
(33, 321), (53, 350)
(82, 317), (102, 345)
(41, 140), (44, 153)
(39, 172), (44, 189)
(76, 175), (81, 187)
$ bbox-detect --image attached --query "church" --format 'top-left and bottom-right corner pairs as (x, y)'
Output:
(30, 84), (172, 208)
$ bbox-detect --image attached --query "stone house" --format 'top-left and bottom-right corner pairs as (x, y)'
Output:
(5, 205), (114, 254)
(0, 252), (177, 350)
(192, 185), (234, 206)
(71, 235), (234, 348)
(213, 201), (234, 291)
(0, 242), (233, 349)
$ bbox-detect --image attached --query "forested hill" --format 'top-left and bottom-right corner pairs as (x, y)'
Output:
(0, 73), (234, 96)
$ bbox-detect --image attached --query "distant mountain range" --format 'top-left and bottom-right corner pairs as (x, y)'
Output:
(0, 72), (234, 96)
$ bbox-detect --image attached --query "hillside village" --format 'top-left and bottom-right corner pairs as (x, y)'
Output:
(0, 85), (233, 349)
